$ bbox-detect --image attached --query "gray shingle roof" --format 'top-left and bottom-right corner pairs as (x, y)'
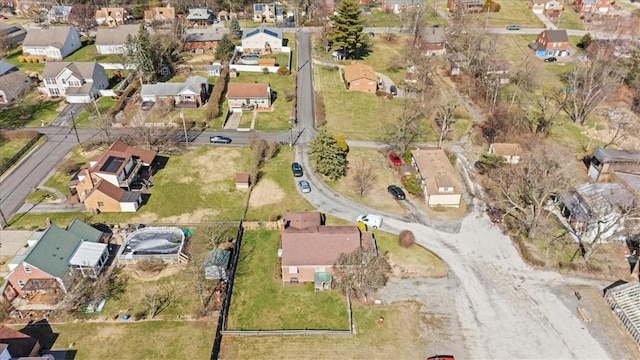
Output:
(42, 62), (98, 79)
(141, 75), (208, 97)
(95, 24), (139, 46)
(543, 29), (568, 43)
(23, 26), (73, 48)
(184, 30), (228, 43)
(242, 25), (282, 40)
(186, 8), (213, 20)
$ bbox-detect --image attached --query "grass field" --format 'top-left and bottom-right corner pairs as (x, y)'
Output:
(64, 45), (122, 63)
(555, 6), (585, 31)
(9, 146), (252, 229)
(229, 72), (295, 131)
(15, 320), (215, 360)
(0, 137), (30, 166)
(361, 6), (444, 27)
(243, 145), (315, 221)
(0, 95), (61, 128)
(439, 0), (544, 28)
(227, 230), (349, 330)
(73, 97), (117, 127)
(313, 66), (406, 140)
(374, 230), (449, 277)
(3, 49), (45, 73)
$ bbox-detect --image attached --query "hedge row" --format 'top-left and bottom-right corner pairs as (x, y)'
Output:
(109, 80), (141, 118)
(207, 64), (230, 120)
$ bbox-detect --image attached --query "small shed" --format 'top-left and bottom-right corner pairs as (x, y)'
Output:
(229, 68), (238, 78)
(204, 248), (231, 280)
(236, 173), (250, 189)
(207, 62), (221, 77)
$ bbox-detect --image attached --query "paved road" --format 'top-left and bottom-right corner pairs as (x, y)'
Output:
(295, 30), (318, 144)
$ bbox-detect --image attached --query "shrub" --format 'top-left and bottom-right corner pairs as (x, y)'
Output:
(110, 80), (140, 118)
(483, 0), (501, 12)
(58, 159), (82, 176)
(402, 174), (423, 196)
(268, 214), (279, 221)
(314, 93), (326, 127)
(398, 230), (415, 248)
(277, 66), (290, 76)
(262, 67), (270, 74)
(284, 91), (294, 102)
(207, 65), (230, 120)
(136, 258), (167, 273)
(18, 56), (25, 63)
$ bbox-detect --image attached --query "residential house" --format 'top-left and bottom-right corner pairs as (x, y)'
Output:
(587, 148), (640, 198)
(144, 6), (175, 24)
(545, 0), (564, 11)
(280, 211), (376, 289)
(207, 62), (222, 77)
(183, 29), (228, 53)
(204, 249), (231, 280)
(95, 7), (125, 26)
(0, 61), (31, 106)
(39, 62), (109, 103)
(2, 220), (110, 305)
(68, 140), (157, 213)
(235, 173), (250, 189)
(574, 0), (611, 14)
(253, 3), (285, 23)
(343, 63), (377, 94)
(533, 29), (570, 57)
(486, 59), (511, 85)
(47, 5), (72, 24)
(530, 0), (548, 14)
(0, 326), (41, 358)
(421, 27), (446, 56)
(559, 182), (636, 243)
(489, 143), (522, 164)
(0, 25), (27, 50)
(447, 52), (470, 76)
(141, 75), (210, 108)
(411, 148), (465, 207)
(22, 26), (81, 60)
(226, 82), (272, 111)
(447, 0), (483, 12)
(95, 24), (138, 55)
(382, 0), (423, 14)
(186, 7), (215, 25)
(241, 25), (283, 54)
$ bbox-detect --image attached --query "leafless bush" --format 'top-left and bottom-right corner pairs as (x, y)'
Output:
(136, 258), (167, 273)
(315, 93), (326, 127)
(58, 159), (82, 176)
(398, 230), (416, 248)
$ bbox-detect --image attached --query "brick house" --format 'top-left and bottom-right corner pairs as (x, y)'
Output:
(144, 6), (175, 24)
(343, 63), (377, 94)
(574, 0), (611, 14)
(0, 326), (41, 358)
(95, 7), (126, 26)
(447, 0), (483, 12)
(280, 211), (376, 290)
(533, 29), (570, 57)
(68, 140), (157, 213)
(226, 82), (272, 111)
(2, 220), (110, 305)
(411, 148), (465, 208)
(421, 27), (447, 56)
(183, 29), (228, 52)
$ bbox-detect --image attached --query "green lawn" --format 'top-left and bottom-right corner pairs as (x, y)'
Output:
(314, 65), (406, 140)
(64, 45), (123, 63)
(374, 231), (448, 277)
(0, 95), (61, 128)
(8, 146), (252, 229)
(74, 97), (117, 127)
(227, 230), (349, 330)
(230, 72), (294, 131)
(453, 0), (543, 28)
(555, 6), (585, 31)
(3, 50), (45, 74)
(361, 6), (444, 27)
(17, 320), (215, 360)
(0, 137), (30, 166)
(244, 146), (315, 221)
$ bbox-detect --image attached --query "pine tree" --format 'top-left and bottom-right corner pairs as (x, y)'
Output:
(229, 17), (242, 39)
(309, 130), (348, 181)
(125, 24), (156, 84)
(328, 0), (368, 59)
(216, 35), (236, 61)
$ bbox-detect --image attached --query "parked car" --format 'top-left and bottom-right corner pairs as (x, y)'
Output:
(387, 185), (406, 200)
(209, 135), (232, 144)
(298, 180), (311, 193)
(388, 152), (402, 166)
(544, 57), (558, 63)
(356, 214), (383, 229)
(390, 85), (398, 96)
(291, 162), (303, 177)
(506, 25), (520, 30)
(427, 356), (455, 360)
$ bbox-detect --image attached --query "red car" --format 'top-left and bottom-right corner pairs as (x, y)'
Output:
(427, 356), (455, 360)
(388, 152), (402, 166)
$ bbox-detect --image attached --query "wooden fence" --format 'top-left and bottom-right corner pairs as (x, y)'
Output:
(0, 132), (42, 176)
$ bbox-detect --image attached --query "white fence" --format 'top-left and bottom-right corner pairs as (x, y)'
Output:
(229, 46), (291, 74)
(99, 63), (137, 70)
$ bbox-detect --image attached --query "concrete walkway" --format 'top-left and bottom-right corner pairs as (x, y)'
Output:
(37, 186), (67, 202)
(533, 11), (557, 30)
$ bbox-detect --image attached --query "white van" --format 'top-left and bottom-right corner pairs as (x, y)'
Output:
(356, 214), (383, 229)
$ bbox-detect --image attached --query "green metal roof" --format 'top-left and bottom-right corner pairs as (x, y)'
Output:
(314, 272), (332, 283)
(23, 223), (96, 279)
(66, 219), (103, 243)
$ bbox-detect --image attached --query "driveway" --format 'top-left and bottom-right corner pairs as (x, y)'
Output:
(50, 103), (86, 127)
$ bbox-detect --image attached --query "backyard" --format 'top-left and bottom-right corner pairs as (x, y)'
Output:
(227, 230), (349, 330)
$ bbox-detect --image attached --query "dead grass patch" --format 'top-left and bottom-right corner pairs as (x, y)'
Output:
(248, 179), (285, 208)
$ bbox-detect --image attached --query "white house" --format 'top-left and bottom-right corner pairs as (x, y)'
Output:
(95, 25), (139, 55)
(140, 76), (210, 108)
(489, 143), (522, 164)
(241, 25), (283, 53)
(22, 26), (81, 60)
(48, 5), (73, 23)
(39, 62), (109, 103)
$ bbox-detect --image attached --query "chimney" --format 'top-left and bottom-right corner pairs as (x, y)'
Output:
(46, 218), (52, 226)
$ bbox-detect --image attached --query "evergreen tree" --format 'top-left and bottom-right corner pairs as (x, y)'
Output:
(328, 0), (369, 59)
(125, 24), (156, 84)
(215, 34), (236, 61)
(229, 17), (242, 39)
(309, 130), (348, 181)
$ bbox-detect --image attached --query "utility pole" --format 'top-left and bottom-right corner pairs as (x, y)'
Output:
(70, 110), (80, 144)
(180, 111), (188, 146)
(0, 204), (8, 230)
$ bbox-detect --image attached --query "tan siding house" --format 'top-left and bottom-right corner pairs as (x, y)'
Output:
(411, 148), (465, 208)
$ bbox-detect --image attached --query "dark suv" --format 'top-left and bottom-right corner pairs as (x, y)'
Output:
(291, 162), (303, 177)
(387, 185), (406, 200)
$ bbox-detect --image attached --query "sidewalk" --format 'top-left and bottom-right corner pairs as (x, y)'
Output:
(533, 11), (557, 30)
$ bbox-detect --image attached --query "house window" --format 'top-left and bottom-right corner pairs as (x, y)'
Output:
(315, 267), (325, 272)
(61, 78), (66, 85)
(289, 266), (298, 274)
(18, 280), (25, 288)
(46, 78), (56, 85)
(49, 88), (60, 96)
(97, 201), (104, 207)
(184, 95), (194, 100)
(255, 4), (264, 11)
(24, 265), (31, 273)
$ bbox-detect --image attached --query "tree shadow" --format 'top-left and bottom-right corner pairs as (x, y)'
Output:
(18, 319), (58, 351)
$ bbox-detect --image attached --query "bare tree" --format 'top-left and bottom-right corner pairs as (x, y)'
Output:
(332, 248), (391, 302)
(380, 100), (424, 153)
(435, 95), (459, 147)
(349, 157), (377, 196)
(525, 88), (562, 137)
(581, 203), (639, 262)
(509, 55), (540, 106)
(559, 61), (623, 125)
(120, 126), (183, 153)
(483, 140), (576, 239)
(143, 284), (178, 319)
